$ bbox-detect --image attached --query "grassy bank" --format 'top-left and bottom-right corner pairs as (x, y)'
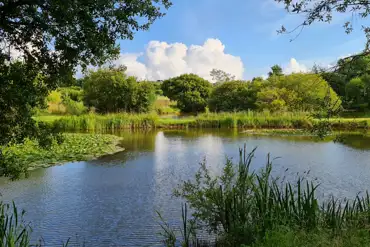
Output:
(35, 112), (370, 131)
(159, 147), (370, 247)
(1, 133), (123, 179)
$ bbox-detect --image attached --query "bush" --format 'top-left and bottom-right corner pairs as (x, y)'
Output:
(257, 73), (341, 112)
(47, 90), (63, 104)
(162, 74), (212, 113)
(83, 68), (156, 113)
(209, 80), (260, 112)
(58, 86), (84, 102)
(63, 97), (87, 115)
(171, 146), (370, 246)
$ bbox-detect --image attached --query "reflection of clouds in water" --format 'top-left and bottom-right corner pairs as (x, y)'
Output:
(195, 135), (225, 176)
(154, 131), (168, 171)
(154, 131), (186, 171)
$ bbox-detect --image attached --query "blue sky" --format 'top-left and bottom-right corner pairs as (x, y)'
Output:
(116, 0), (368, 80)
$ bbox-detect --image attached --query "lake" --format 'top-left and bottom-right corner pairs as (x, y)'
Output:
(0, 129), (369, 246)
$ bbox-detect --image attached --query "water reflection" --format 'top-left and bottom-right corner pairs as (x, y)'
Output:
(0, 129), (368, 246)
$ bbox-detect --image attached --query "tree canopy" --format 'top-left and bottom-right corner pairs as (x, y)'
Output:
(0, 0), (172, 80)
(275, 0), (370, 50)
(83, 68), (156, 113)
(209, 81), (260, 112)
(162, 74), (212, 113)
(210, 69), (236, 83)
(268, 65), (284, 77)
(257, 73), (341, 112)
(0, 0), (171, 146)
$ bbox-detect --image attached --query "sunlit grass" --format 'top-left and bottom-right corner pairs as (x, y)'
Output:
(34, 111), (370, 131)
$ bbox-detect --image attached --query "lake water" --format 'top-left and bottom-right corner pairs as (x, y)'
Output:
(0, 130), (370, 246)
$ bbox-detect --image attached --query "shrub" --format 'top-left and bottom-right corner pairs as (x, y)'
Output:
(83, 68), (156, 113)
(162, 74), (212, 113)
(209, 81), (260, 112)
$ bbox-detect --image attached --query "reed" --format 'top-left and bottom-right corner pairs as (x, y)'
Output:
(163, 145), (370, 246)
(36, 111), (370, 131)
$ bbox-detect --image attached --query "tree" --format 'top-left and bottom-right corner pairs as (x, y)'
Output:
(161, 74), (212, 113)
(316, 55), (370, 105)
(210, 69), (236, 83)
(257, 73), (341, 112)
(345, 75), (370, 110)
(0, 62), (60, 146)
(275, 0), (370, 49)
(0, 0), (171, 146)
(83, 68), (156, 113)
(208, 81), (260, 112)
(268, 65), (284, 77)
(0, 0), (172, 78)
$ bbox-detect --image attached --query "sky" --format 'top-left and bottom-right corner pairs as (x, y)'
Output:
(111, 0), (368, 81)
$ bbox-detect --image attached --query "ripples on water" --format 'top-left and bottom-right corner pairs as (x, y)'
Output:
(0, 130), (369, 246)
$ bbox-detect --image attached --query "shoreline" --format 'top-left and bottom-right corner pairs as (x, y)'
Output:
(27, 138), (125, 170)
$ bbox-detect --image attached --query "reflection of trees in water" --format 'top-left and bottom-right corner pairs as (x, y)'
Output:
(335, 134), (370, 150)
(90, 130), (370, 166)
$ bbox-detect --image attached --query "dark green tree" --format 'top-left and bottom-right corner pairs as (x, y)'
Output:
(208, 81), (260, 112)
(0, 0), (171, 146)
(268, 65), (284, 77)
(161, 74), (212, 113)
(83, 68), (156, 113)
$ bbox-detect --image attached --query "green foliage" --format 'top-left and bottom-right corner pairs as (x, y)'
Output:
(210, 69), (236, 83)
(0, 202), (33, 247)
(321, 56), (370, 106)
(41, 111), (370, 131)
(52, 113), (159, 131)
(247, 228), (370, 247)
(170, 146), (370, 246)
(208, 81), (260, 112)
(344, 76), (370, 110)
(47, 90), (63, 104)
(0, 0), (172, 80)
(59, 86), (84, 102)
(152, 81), (164, 95)
(268, 65), (283, 77)
(83, 68), (156, 113)
(134, 81), (157, 113)
(0, 0), (171, 154)
(62, 97), (87, 116)
(157, 204), (198, 247)
(275, 1), (370, 49)
(0, 62), (50, 145)
(257, 73), (341, 112)
(162, 74), (212, 113)
(1, 133), (122, 180)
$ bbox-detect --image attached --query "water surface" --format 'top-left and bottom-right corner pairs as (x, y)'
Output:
(0, 130), (369, 246)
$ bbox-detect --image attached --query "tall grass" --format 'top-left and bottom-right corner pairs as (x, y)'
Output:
(51, 111), (314, 131)
(53, 113), (159, 131)
(0, 202), (32, 247)
(161, 146), (370, 246)
(40, 111), (370, 131)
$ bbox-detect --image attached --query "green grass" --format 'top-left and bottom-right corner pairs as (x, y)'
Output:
(1, 133), (123, 179)
(34, 115), (63, 123)
(246, 228), (370, 247)
(34, 111), (370, 131)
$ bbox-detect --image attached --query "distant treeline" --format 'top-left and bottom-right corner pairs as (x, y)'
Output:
(44, 54), (370, 116)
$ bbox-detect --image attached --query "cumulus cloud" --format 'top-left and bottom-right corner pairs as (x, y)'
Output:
(283, 58), (308, 74)
(114, 39), (245, 82)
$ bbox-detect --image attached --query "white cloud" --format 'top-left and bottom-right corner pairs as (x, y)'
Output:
(283, 58), (308, 74)
(114, 38), (245, 82)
